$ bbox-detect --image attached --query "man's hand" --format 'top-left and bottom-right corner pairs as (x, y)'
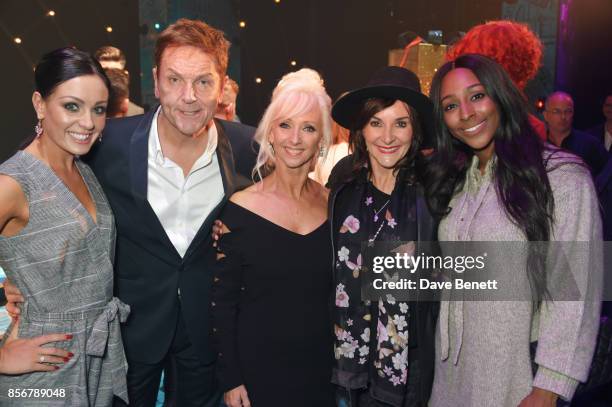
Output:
(3, 278), (24, 319)
(211, 220), (228, 248)
(0, 333), (73, 374)
(224, 385), (251, 407)
(518, 387), (559, 407)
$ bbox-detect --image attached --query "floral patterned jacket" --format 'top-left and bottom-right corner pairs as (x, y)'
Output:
(327, 155), (439, 406)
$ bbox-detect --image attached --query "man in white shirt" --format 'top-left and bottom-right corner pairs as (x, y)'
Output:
(85, 19), (257, 406)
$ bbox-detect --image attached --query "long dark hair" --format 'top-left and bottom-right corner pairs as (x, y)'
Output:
(348, 97), (424, 184)
(424, 54), (556, 302)
(21, 47), (110, 148)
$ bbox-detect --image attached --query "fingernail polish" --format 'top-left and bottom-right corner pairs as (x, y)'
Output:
(68, 352), (74, 357)
(65, 334), (73, 339)
(63, 357), (70, 362)
(54, 366), (60, 370)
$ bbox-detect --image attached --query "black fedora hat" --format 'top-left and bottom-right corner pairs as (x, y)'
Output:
(332, 66), (434, 145)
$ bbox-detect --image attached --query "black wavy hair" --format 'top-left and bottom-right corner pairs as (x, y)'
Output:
(424, 54), (557, 302)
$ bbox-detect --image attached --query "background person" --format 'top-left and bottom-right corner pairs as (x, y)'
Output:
(104, 67), (130, 118)
(215, 77), (240, 122)
(309, 117), (350, 186)
(586, 92), (612, 152)
(95, 45), (145, 116)
(543, 91), (608, 176)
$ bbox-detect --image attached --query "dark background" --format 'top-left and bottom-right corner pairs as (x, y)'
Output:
(1, 0), (611, 161)
(238, 0), (503, 126)
(0, 0), (140, 160)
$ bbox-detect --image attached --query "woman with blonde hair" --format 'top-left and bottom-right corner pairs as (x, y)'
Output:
(211, 68), (336, 407)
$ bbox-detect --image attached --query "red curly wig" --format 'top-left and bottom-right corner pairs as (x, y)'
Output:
(447, 20), (543, 90)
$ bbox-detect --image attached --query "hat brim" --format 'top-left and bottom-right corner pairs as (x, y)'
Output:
(332, 85), (435, 148)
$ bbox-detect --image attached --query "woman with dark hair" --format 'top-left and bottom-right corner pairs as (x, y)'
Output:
(328, 66), (438, 407)
(425, 54), (601, 406)
(0, 47), (129, 405)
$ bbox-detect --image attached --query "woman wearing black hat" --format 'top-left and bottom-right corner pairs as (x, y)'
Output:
(328, 66), (438, 407)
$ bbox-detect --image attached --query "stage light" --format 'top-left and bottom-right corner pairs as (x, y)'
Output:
(239, 21), (246, 28)
(154, 23), (161, 30)
(275, 0), (281, 3)
(47, 10), (56, 17)
(14, 37), (22, 44)
(255, 77), (262, 84)
(290, 60), (297, 66)
(106, 26), (113, 33)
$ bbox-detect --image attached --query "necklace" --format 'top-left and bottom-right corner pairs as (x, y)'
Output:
(369, 199), (390, 243)
(373, 199), (390, 222)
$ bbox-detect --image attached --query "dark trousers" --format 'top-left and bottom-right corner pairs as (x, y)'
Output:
(336, 360), (423, 407)
(114, 312), (221, 407)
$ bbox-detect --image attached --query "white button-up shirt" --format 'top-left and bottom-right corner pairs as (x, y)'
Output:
(147, 107), (224, 257)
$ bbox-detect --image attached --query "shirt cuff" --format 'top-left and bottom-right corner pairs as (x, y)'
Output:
(533, 366), (579, 401)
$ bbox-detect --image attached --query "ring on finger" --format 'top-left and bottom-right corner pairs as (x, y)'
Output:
(39, 355), (45, 363)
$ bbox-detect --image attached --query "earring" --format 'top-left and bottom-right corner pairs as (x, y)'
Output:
(268, 141), (275, 155)
(35, 119), (43, 138)
(319, 146), (325, 157)
(98, 135), (103, 143)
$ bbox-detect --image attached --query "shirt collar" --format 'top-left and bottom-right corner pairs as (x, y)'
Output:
(465, 154), (496, 194)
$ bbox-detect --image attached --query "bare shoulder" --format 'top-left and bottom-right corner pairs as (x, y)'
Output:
(0, 175), (27, 208)
(0, 175), (28, 232)
(229, 183), (261, 207)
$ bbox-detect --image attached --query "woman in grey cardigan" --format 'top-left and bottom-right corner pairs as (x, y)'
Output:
(423, 54), (601, 406)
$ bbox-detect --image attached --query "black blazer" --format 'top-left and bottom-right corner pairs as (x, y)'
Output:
(85, 108), (257, 364)
(586, 123), (605, 145)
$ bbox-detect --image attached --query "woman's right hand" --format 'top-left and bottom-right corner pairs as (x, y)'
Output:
(224, 384), (251, 407)
(0, 332), (73, 374)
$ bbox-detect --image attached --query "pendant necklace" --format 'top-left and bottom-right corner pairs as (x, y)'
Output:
(369, 199), (390, 243)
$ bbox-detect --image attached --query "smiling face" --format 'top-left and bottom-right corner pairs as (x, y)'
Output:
(439, 68), (500, 163)
(269, 107), (323, 171)
(362, 100), (414, 174)
(154, 45), (225, 137)
(33, 74), (109, 157)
